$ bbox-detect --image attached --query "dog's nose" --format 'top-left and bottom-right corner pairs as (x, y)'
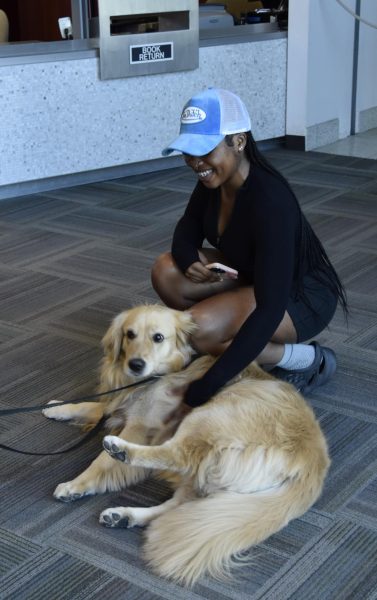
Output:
(128, 358), (146, 374)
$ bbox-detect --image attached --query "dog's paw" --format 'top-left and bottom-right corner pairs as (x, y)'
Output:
(99, 507), (131, 528)
(103, 435), (130, 463)
(53, 481), (95, 503)
(42, 401), (69, 421)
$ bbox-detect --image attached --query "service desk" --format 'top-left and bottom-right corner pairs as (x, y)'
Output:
(0, 28), (287, 198)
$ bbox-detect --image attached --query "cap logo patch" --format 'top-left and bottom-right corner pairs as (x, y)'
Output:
(181, 107), (206, 124)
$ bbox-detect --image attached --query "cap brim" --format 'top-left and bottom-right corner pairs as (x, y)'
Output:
(161, 133), (225, 157)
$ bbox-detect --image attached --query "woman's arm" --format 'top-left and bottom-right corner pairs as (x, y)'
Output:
(172, 182), (208, 273)
(184, 186), (300, 407)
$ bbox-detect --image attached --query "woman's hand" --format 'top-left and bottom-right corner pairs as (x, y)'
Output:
(185, 261), (222, 283)
(183, 379), (209, 408)
(163, 378), (210, 425)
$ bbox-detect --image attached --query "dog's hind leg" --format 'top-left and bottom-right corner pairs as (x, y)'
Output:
(99, 481), (193, 529)
(53, 423), (151, 502)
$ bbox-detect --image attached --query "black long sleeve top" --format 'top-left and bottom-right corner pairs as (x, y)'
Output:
(172, 164), (303, 407)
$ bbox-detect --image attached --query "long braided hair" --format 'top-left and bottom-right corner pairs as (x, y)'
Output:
(226, 132), (348, 317)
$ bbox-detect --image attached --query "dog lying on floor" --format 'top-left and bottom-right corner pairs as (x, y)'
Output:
(43, 304), (330, 586)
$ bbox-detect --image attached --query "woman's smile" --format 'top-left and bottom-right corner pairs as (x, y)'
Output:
(183, 137), (249, 190)
(197, 167), (214, 182)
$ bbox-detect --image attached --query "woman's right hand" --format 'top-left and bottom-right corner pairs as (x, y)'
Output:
(185, 261), (221, 283)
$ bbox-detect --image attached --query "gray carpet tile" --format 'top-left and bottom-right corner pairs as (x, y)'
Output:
(0, 529), (41, 577)
(285, 164), (376, 189)
(0, 264), (29, 285)
(42, 205), (152, 239)
(0, 147), (376, 599)
(0, 548), (114, 600)
(0, 195), (79, 223)
(0, 321), (30, 344)
(96, 186), (190, 216)
(303, 213), (372, 247)
(289, 183), (342, 208)
(254, 521), (377, 600)
(340, 476), (377, 529)
(38, 244), (156, 289)
(0, 272), (104, 325)
(0, 229), (93, 268)
(360, 178), (377, 194)
(316, 190), (377, 218)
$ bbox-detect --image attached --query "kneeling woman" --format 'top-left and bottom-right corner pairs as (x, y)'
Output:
(152, 88), (347, 409)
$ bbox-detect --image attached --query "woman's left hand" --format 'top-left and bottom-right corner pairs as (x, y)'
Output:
(163, 378), (210, 424)
(183, 379), (210, 408)
(185, 261), (222, 284)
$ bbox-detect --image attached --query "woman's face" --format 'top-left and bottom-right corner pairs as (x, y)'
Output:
(183, 134), (249, 190)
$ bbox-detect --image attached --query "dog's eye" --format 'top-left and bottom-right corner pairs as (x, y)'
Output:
(153, 333), (164, 343)
(126, 330), (136, 340)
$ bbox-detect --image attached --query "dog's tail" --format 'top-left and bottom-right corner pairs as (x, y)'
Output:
(143, 473), (326, 586)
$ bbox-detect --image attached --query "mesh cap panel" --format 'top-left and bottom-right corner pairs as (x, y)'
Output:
(217, 89), (251, 134)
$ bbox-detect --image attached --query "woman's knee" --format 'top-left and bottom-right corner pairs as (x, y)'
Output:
(187, 288), (257, 355)
(151, 252), (177, 293)
(151, 252), (173, 281)
(188, 301), (240, 355)
(151, 252), (190, 309)
(188, 306), (218, 354)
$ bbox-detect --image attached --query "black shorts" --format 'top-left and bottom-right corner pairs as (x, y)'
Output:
(287, 275), (338, 342)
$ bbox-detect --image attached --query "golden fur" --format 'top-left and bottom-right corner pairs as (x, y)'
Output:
(43, 304), (330, 586)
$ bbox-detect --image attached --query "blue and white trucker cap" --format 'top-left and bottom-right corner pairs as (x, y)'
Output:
(162, 88), (251, 157)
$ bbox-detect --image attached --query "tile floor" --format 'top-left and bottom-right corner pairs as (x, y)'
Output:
(314, 127), (377, 159)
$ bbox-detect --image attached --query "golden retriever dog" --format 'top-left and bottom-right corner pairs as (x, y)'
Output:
(43, 304), (330, 586)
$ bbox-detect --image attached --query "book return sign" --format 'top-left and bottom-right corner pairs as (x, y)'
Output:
(130, 42), (174, 64)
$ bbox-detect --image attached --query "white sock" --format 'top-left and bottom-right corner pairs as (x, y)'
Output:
(276, 343), (315, 370)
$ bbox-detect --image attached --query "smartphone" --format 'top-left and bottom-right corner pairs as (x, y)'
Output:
(206, 262), (238, 279)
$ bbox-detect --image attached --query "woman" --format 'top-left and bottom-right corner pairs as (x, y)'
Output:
(152, 88), (347, 409)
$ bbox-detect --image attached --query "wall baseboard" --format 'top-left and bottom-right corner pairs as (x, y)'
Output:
(285, 135), (306, 151)
(306, 118), (339, 151)
(0, 137), (286, 201)
(0, 156), (184, 201)
(358, 106), (377, 133)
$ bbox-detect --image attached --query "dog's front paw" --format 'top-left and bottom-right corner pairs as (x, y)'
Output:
(103, 435), (130, 463)
(53, 481), (95, 503)
(42, 401), (68, 421)
(100, 507), (132, 528)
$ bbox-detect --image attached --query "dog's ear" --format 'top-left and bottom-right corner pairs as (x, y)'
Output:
(174, 310), (197, 352)
(101, 311), (128, 363)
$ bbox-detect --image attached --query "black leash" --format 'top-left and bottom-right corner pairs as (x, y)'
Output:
(0, 375), (160, 456)
(0, 417), (107, 456)
(0, 376), (160, 417)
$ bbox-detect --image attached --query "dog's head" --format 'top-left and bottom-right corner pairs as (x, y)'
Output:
(101, 304), (197, 378)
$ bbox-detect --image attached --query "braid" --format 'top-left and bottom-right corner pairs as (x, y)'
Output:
(242, 132), (348, 317)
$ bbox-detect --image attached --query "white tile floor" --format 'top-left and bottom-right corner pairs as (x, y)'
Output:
(313, 127), (377, 159)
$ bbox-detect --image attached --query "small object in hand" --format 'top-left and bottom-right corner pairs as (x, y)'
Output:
(206, 262), (238, 280)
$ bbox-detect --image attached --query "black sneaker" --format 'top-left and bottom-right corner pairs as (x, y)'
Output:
(269, 341), (337, 395)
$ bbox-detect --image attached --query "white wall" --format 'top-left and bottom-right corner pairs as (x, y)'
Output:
(287, 0), (377, 149)
(306, 0), (355, 137)
(285, 0), (310, 137)
(357, 1), (377, 130)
